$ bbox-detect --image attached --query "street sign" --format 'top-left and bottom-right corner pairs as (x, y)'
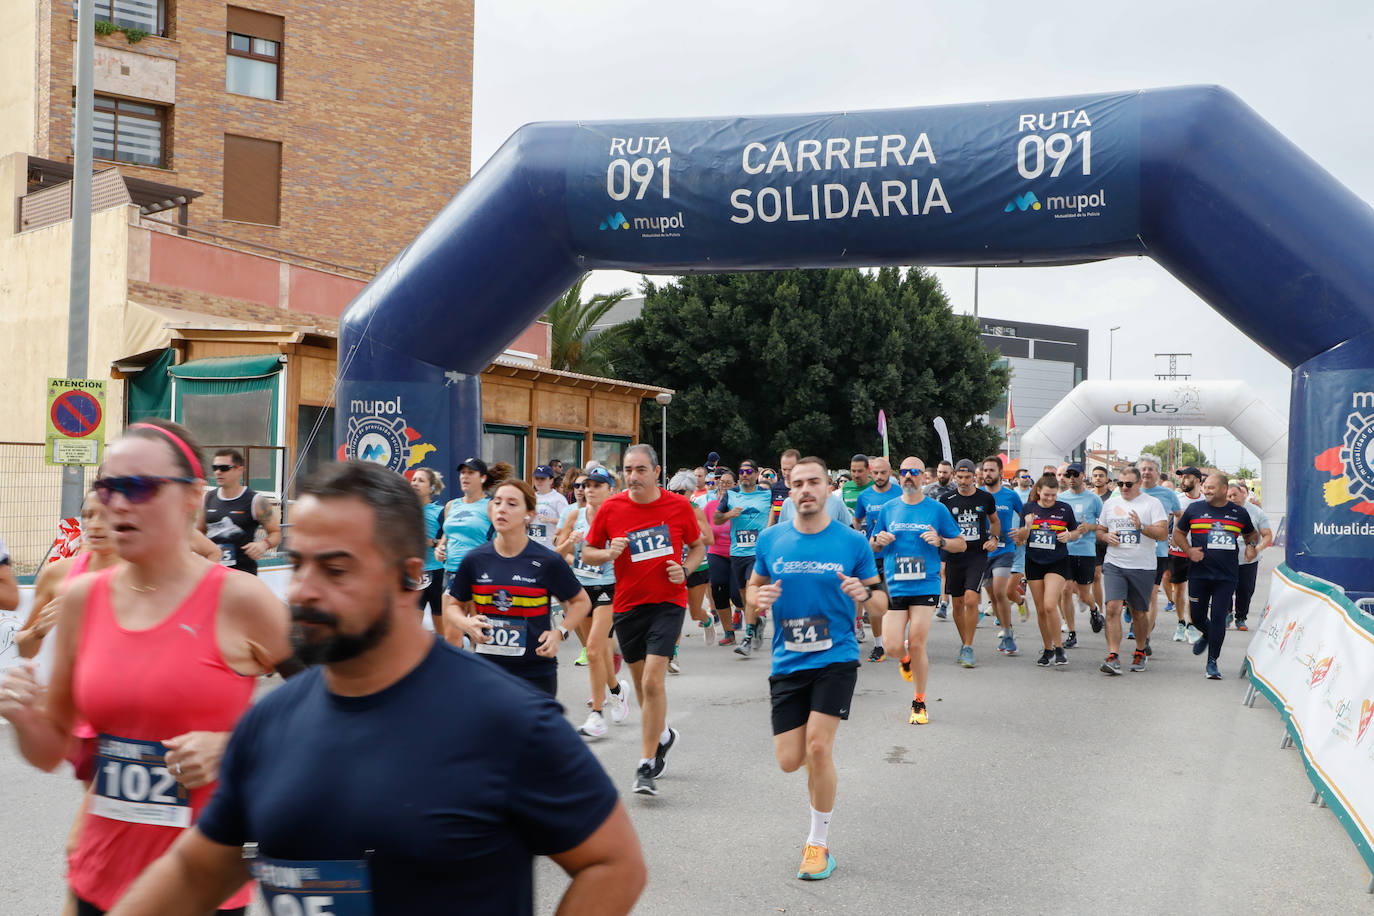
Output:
(46, 377), (106, 466)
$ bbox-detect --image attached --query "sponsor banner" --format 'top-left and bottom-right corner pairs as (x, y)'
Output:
(564, 92), (1142, 266)
(336, 382), (447, 482)
(1246, 564), (1374, 874)
(1301, 369), (1374, 559)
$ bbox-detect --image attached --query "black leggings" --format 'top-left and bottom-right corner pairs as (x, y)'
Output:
(1234, 563), (1259, 622)
(707, 553), (733, 612)
(730, 555), (755, 610)
(420, 570), (445, 619)
(1189, 577), (1237, 662)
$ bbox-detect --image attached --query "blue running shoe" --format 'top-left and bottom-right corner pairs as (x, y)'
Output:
(1004, 634), (1018, 656)
(1205, 659), (1222, 680)
(1165, 601), (1176, 613)
(1123, 608), (1132, 624)
(1192, 634), (1209, 656)
(959, 646), (976, 668)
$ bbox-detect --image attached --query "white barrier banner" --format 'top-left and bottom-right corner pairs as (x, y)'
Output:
(1246, 564), (1374, 874)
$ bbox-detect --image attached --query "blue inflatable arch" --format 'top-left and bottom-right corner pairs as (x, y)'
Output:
(336, 85), (1374, 595)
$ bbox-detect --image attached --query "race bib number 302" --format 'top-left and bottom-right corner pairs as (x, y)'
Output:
(91, 735), (190, 828)
(475, 618), (527, 656)
(628, 524), (672, 562)
(253, 855), (373, 916)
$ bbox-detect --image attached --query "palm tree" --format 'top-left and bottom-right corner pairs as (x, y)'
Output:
(545, 275), (631, 376)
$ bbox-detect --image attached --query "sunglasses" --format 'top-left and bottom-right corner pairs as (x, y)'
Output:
(898, 468), (922, 477)
(211, 464), (237, 473)
(572, 482), (586, 489)
(1066, 471), (1081, 477)
(738, 468), (756, 475)
(94, 475), (198, 505)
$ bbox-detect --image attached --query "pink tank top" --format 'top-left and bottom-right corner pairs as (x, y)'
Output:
(706, 499), (732, 557)
(68, 564), (255, 910)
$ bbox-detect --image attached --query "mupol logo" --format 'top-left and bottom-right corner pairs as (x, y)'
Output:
(1004, 191), (1040, 213)
(599, 212), (629, 231)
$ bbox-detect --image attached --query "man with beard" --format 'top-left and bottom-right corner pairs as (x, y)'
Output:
(110, 461), (644, 916)
(939, 460), (1000, 668)
(853, 456), (900, 659)
(979, 456), (1023, 655)
(1167, 466), (1206, 632)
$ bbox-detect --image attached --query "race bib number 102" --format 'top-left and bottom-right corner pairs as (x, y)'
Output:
(91, 735), (190, 828)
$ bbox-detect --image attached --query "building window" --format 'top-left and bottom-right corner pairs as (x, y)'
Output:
(591, 435), (630, 472)
(74, 0), (165, 37)
(295, 405), (335, 495)
(80, 96), (165, 167)
(537, 429), (583, 470)
(483, 424), (527, 479)
(226, 7), (283, 100)
(222, 134), (281, 225)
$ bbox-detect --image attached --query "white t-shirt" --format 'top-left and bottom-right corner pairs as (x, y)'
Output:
(1169, 491), (1205, 556)
(529, 489), (568, 547)
(1239, 501), (1271, 566)
(1101, 492), (1167, 570)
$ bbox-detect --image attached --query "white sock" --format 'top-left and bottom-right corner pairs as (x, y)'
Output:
(659, 728), (672, 745)
(807, 807), (832, 847)
(638, 757), (654, 769)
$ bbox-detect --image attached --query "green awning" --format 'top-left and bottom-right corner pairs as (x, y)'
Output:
(169, 354), (284, 380)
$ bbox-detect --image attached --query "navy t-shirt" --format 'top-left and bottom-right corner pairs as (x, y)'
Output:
(1178, 499), (1256, 581)
(449, 540), (584, 678)
(197, 642), (619, 915)
(939, 489), (997, 555)
(1021, 500), (1078, 564)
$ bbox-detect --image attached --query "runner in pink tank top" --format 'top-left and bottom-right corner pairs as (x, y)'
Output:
(1, 420), (291, 915)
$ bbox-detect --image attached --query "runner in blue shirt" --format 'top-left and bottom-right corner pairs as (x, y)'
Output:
(853, 457), (901, 662)
(979, 456), (1024, 655)
(870, 457), (965, 725)
(749, 455), (882, 883)
(1057, 462), (1103, 649)
(714, 458), (776, 658)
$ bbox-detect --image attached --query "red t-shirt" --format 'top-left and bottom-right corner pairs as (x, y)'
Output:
(585, 488), (702, 614)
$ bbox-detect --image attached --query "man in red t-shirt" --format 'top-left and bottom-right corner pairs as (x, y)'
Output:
(584, 443), (706, 797)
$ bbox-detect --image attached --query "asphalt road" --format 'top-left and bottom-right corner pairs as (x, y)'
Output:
(2, 555), (1368, 915)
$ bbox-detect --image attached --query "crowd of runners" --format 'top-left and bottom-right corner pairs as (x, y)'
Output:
(0, 423), (1274, 912)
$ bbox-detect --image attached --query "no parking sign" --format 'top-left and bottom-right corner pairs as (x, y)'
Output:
(46, 377), (106, 466)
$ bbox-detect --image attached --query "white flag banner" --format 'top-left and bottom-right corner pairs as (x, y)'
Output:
(1246, 564), (1374, 876)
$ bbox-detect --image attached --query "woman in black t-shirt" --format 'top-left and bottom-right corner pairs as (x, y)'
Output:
(1012, 474), (1080, 667)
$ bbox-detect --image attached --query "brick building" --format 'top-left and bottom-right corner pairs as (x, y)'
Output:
(5, 0), (473, 271)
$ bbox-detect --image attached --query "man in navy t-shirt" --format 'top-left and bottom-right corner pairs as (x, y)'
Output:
(1172, 471), (1258, 679)
(750, 456), (883, 883)
(108, 461), (644, 916)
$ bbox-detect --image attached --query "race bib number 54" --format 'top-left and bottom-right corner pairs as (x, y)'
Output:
(783, 616), (833, 652)
(92, 735), (190, 828)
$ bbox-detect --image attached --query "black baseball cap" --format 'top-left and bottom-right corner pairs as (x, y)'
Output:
(954, 458), (977, 472)
(1176, 466), (1203, 478)
(457, 457), (488, 476)
(533, 464), (555, 479)
(1066, 462), (1086, 475)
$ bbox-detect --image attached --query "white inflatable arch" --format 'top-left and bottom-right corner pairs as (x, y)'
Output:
(1017, 380), (1288, 520)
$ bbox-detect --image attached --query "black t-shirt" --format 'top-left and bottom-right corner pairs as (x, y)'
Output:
(769, 481), (791, 525)
(449, 540), (584, 677)
(198, 642), (619, 915)
(939, 489), (998, 556)
(1020, 500), (1079, 564)
(204, 487), (262, 574)
(1178, 499), (1256, 581)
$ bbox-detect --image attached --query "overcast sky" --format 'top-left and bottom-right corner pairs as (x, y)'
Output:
(469, 1), (1374, 470)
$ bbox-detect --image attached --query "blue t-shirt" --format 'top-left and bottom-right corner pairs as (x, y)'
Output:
(1021, 500), (1079, 564)
(422, 502), (444, 572)
(1144, 486), (1181, 558)
(450, 540), (584, 678)
(1059, 488), (1102, 558)
(982, 485), (1023, 558)
(872, 497), (962, 597)
(570, 506), (614, 586)
(1178, 500), (1256, 581)
(778, 492), (854, 527)
(717, 486), (772, 558)
(753, 519), (878, 675)
(854, 483), (902, 537)
(197, 642), (618, 916)
(442, 497), (492, 572)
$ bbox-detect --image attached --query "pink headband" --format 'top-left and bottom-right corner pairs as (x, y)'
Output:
(129, 423), (204, 478)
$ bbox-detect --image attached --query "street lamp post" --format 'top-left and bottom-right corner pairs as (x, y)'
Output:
(1106, 326), (1121, 472)
(655, 392), (673, 485)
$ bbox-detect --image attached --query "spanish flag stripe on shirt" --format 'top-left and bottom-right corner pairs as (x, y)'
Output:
(470, 584), (550, 618)
(1032, 521), (1070, 532)
(1188, 518), (1244, 534)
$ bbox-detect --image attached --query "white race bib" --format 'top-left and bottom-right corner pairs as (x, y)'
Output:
(782, 616), (833, 653)
(893, 556), (926, 581)
(628, 525), (672, 562)
(475, 618), (527, 656)
(91, 735), (190, 828)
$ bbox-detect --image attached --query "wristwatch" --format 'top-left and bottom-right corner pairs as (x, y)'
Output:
(556, 625), (570, 639)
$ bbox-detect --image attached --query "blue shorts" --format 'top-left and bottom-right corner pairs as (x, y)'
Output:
(1011, 543), (1027, 575)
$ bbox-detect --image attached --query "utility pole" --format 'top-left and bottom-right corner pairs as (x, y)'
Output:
(63, 0), (95, 519)
(1154, 353), (1191, 474)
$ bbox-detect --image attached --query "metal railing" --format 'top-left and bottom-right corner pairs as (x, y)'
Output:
(0, 443), (292, 577)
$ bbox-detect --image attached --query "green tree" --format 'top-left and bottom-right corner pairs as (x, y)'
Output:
(1234, 465), (1257, 480)
(544, 275), (630, 376)
(1140, 439), (1211, 473)
(606, 268), (1007, 470)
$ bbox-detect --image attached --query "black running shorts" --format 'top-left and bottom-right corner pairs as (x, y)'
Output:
(1169, 553), (1191, 584)
(1066, 555), (1096, 586)
(943, 554), (988, 596)
(612, 602), (686, 663)
(769, 660), (859, 735)
(1025, 557), (1071, 581)
(886, 593), (940, 611)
